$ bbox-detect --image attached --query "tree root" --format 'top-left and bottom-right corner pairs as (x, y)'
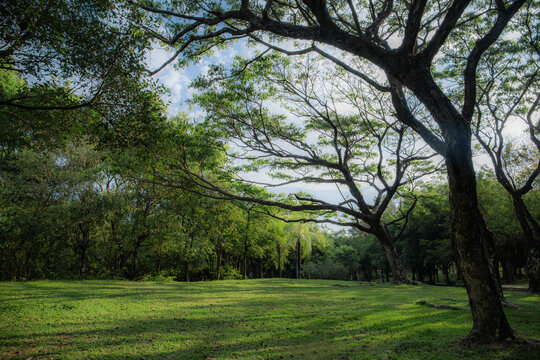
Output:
(501, 298), (522, 310)
(460, 331), (540, 349)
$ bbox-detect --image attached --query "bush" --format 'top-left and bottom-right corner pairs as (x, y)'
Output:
(302, 259), (348, 280)
(141, 272), (176, 282)
(220, 265), (243, 280)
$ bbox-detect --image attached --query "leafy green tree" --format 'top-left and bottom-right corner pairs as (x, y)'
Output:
(477, 174), (529, 284)
(283, 220), (326, 279)
(187, 55), (436, 284)
(128, 0), (539, 343)
(397, 183), (452, 284)
(466, 5), (540, 291)
(0, 0), (149, 111)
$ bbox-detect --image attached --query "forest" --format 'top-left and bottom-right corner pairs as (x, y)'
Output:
(1, 0), (539, 353)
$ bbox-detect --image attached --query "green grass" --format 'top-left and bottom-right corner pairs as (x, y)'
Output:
(0, 279), (538, 359)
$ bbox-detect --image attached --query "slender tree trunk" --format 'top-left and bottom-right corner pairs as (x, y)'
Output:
(372, 224), (411, 284)
(216, 240), (222, 280)
(295, 238), (301, 279)
(446, 137), (515, 344)
(277, 243), (282, 278)
(78, 223), (90, 277)
(243, 239), (248, 280)
(185, 233), (195, 282)
(243, 211), (251, 280)
(156, 238), (163, 273)
(185, 260), (190, 282)
(443, 266), (450, 285)
(130, 249), (138, 280)
(511, 195), (540, 293)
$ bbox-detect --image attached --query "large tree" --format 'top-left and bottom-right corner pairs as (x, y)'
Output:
(471, 30), (540, 291)
(127, 0), (537, 344)
(187, 55), (436, 284)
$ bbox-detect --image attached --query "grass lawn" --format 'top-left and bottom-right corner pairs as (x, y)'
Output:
(0, 279), (538, 359)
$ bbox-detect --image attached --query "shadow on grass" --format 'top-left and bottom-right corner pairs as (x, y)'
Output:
(1, 280), (539, 360)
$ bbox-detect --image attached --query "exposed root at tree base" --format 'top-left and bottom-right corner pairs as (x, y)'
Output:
(501, 298), (522, 310)
(460, 333), (540, 349)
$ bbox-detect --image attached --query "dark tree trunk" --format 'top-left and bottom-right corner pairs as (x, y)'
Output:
(446, 137), (515, 344)
(216, 240), (222, 280)
(185, 233), (195, 282)
(243, 210), (251, 280)
(78, 223), (90, 277)
(443, 266), (451, 285)
(398, 70), (516, 343)
(481, 228), (505, 301)
(527, 246), (540, 293)
(243, 239), (249, 280)
(511, 195), (540, 293)
(503, 260), (516, 285)
(277, 243), (282, 278)
(295, 239), (301, 279)
(130, 234), (148, 280)
(372, 224), (411, 284)
(130, 249), (138, 280)
(156, 238), (163, 273)
(185, 260), (190, 282)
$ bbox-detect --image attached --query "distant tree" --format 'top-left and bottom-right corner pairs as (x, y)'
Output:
(284, 220), (326, 279)
(398, 183), (453, 284)
(477, 174), (529, 284)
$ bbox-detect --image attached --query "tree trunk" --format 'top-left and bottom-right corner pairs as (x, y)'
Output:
(527, 246), (540, 293)
(185, 233), (195, 282)
(511, 195), (540, 293)
(295, 239), (301, 279)
(481, 228), (505, 301)
(185, 260), (190, 282)
(446, 138), (515, 344)
(216, 242), (222, 280)
(130, 249), (138, 280)
(372, 224), (411, 284)
(78, 223), (90, 277)
(243, 238), (248, 280)
(243, 211), (251, 280)
(277, 243), (282, 278)
(443, 266), (450, 285)
(156, 238), (163, 273)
